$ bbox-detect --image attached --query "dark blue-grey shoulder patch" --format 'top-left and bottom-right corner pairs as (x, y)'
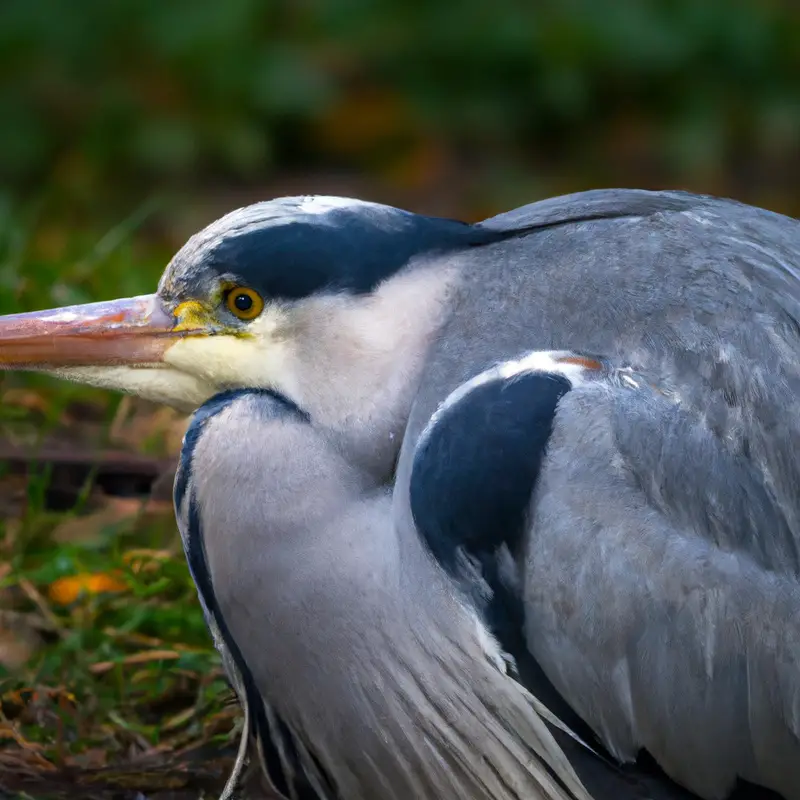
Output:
(175, 388), (324, 800)
(410, 369), (571, 576)
(409, 366), (613, 762)
(167, 196), (496, 301)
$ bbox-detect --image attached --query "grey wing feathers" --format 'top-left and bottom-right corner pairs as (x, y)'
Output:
(612, 388), (800, 575)
(639, 202), (800, 575)
(402, 189), (800, 800)
(476, 188), (712, 233)
(524, 380), (800, 800)
(475, 188), (795, 238)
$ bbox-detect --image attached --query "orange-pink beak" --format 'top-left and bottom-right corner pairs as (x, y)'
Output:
(0, 294), (195, 369)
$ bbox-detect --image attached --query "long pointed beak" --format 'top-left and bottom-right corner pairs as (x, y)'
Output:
(0, 294), (206, 369)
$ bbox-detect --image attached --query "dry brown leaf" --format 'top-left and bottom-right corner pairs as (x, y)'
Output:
(163, 706), (196, 732)
(64, 746), (108, 769)
(0, 609), (46, 670)
(107, 395), (134, 442)
(2, 518), (22, 551)
(50, 495), (171, 545)
(122, 548), (176, 575)
(107, 496), (173, 517)
(108, 402), (189, 457)
(0, 627), (41, 671)
(102, 628), (169, 650)
(50, 505), (134, 545)
(0, 722), (57, 770)
(17, 577), (64, 634)
(90, 649), (181, 675)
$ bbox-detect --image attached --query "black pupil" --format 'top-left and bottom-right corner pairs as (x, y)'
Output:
(233, 293), (253, 312)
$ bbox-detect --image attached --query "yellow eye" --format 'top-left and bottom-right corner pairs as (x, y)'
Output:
(225, 286), (264, 320)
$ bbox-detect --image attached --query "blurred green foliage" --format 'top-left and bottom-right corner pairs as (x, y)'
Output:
(1, 0), (798, 217)
(0, 196), (165, 314)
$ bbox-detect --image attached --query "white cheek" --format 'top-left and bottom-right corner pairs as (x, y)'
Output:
(164, 337), (287, 389)
(51, 366), (214, 411)
(163, 311), (295, 395)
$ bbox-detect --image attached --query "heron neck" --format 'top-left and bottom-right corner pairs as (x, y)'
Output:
(225, 501), (578, 800)
(281, 262), (462, 480)
(188, 390), (582, 800)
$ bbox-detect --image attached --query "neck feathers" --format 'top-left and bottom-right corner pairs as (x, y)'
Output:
(267, 587), (586, 800)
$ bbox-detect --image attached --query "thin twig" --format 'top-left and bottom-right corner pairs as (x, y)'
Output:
(16, 577), (65, 637)
(90, 650), (181, 675)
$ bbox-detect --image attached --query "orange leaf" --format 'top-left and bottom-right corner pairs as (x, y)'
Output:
(47, 572), (127, 606)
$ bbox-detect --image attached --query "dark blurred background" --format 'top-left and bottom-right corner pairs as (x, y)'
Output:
(1, 0), (798, 238)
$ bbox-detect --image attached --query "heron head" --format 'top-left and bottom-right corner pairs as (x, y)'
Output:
(0, 197), (483, 415)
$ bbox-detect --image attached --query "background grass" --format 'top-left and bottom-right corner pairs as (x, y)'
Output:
(0, 1), (798, 797)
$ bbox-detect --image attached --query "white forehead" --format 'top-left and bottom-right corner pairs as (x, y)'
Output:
(295, 195), (384, 215)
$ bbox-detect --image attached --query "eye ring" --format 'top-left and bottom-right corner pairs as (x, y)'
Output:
(225, 286), (264, 321)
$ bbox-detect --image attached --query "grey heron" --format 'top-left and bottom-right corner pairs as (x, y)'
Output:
(0, 189), (798, 800)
